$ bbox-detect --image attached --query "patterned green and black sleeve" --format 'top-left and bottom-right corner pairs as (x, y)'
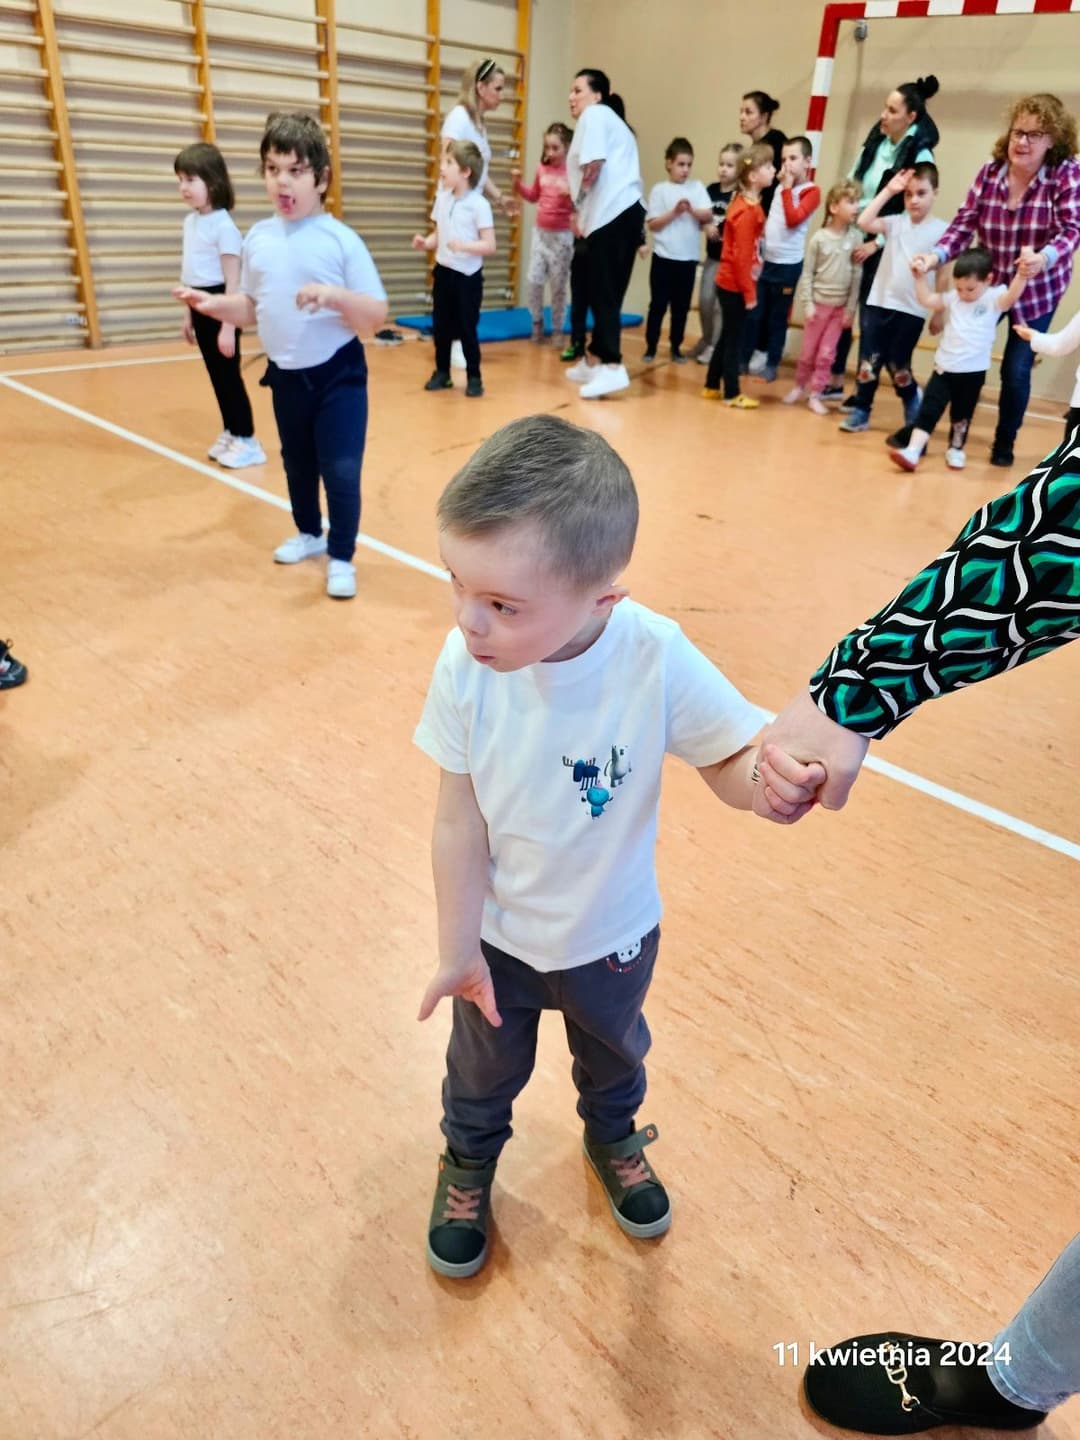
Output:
(810, 443), (1080, 739)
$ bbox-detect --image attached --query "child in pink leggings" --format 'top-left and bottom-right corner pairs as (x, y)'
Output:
(785, 181), (861, 414)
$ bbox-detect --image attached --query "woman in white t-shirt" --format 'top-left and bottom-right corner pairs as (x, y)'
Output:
(174, 142), (264, 468)
(565, 68), (645, 399)
(441, 57), (512, 214)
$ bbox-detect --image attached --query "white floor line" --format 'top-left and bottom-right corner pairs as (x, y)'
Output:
(4, 372), (1077, 862)
(0, 353), (201, 378)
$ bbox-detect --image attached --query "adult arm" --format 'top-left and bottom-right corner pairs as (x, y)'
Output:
(931, 163), (989, 265)
(1037, 160), (1080, 272)
(755, 456), (1080, 817)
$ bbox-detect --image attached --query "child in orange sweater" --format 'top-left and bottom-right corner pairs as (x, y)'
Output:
(702, 143), (775, 407)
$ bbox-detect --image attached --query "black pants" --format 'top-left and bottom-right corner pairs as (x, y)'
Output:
(261, 337), (368, 562)
(586, 201), (645, 365)
(1064, 406), (1080, 446)
(432, 263), (483, 379)
(705, 288), (748, 398)
(741, 259), (803, 368)
(645, 255), (697, 354)
(191, 282), (254, 437)
(569, 236), (589, 347)
(830, 244), (882, 379)
(913, 368), (986, 451)
(853, 304), (925, 414)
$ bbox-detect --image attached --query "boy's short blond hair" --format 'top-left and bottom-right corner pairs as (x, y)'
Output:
(438, 415), (639, 589)
(446, 139), (484, 189)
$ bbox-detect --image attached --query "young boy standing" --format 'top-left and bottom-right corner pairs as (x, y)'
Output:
(175, 112), (388, 601)
(746, 136), (820, 382)
(413, 414), (824, 1279)
(890, 246), (1027, 471)
(839, 163), (948, 435)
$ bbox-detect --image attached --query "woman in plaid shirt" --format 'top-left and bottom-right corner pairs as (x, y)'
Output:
(912, 93), (1080, 468)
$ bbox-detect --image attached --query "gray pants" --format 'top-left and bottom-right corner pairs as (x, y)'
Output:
(693, 257), (724, 357)
(526, 226), (574, 330)
(441, 925), (660, 1161)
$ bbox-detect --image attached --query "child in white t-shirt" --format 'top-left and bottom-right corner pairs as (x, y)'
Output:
(174, 142), (264, 469)
(175, 113), (388, 601)
(745, 136), (820, 382)
(413, 139), (496, 397)
(839, 163), (948, 435)
(890, 247), (1026, 472)
(413, 414), (824, 1279)
(643, 137), (713, 362)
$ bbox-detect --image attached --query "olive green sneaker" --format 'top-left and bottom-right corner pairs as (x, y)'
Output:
(583, 1123), (671, 1238)
(426, 1150), (496, 1278)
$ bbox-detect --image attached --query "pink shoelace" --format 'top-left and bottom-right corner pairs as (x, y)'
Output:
(443, 1183), (483, 1221)
(611, 1153), (652, 1189)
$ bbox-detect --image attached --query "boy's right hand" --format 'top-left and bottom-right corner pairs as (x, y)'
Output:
(886, 167), (913, 195)
(418, 953), (502, 1027)
(411, 234), (428, 251)
(182, 315), (195, 345)
(173, 284), (214, 313)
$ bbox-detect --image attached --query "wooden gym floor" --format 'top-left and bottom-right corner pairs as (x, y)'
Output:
(2, 329), (1077, 1440)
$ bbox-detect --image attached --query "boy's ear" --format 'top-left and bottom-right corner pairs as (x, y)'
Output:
(317, 166), (330, 195)
(593, 583), (629, 615)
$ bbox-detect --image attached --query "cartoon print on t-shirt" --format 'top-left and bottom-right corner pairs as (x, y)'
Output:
(562, 746), (631, 819)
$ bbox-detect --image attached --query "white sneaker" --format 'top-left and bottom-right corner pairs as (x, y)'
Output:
(327, 558), (356, 599)
(451, 340), (466, 370)
(946, 447), (967, 470)
(274, 532), (327, 564)
(747, 349), (768, 376)
(696, 346), (714, 365)
(782, 385), (805, 405)
(218, 436), (267, 469)
(208, 430), (233, 460)
(579, 363), (630, 400)
(565, 357), (596, 383)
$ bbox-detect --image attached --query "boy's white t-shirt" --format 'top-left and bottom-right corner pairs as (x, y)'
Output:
(413, 599), (763, 971)
(181, 207), (243, 287)
(762, 180), (818, 266)
(934, 283), (1007, 373)
(441, 105), (492, 192)
(646, 179), (710, 262)
(432, 187), (495, 276)
(868, 212), (948, 318)
(567, 102), (643, 237)
(240, 211), (386, 370)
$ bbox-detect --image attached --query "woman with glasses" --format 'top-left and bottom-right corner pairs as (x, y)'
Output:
(910, 93), (1080, 467)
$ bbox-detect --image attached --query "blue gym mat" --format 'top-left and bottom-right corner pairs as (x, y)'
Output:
(394, 305), (643, 340)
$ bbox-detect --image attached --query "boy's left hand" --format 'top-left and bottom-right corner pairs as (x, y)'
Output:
(296, 282), (340, 313)
(752, 743), (826, 823)
(217, 324), (236, 358)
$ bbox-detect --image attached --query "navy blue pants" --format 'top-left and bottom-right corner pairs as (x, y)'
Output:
(995, 307), (1053, 452)
(742, 258), (803, 368)
(441, 926), (660, 1161)
(262, 337), (368, 563)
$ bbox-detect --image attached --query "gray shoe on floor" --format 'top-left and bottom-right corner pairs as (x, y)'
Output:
(427, 1150), (497, 1278)
(583, 1123), (671, 1238)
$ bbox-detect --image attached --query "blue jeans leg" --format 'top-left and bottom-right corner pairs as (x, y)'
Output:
(761, 260), (802, 367)
(992, 1232), (1080, 1411)
(995, 308), (1053, 452)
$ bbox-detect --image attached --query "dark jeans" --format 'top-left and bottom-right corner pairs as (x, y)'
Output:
(586, 201), (645, 365)
(645, 255), (697, 353)
(441, 927), (660, 1161)
(742, 259), (803, 368)
(995, 308), (1053, 452)
(705, 288), (748, 398)
(853, 304), (925, 415)
(830, 244), (881, 379)
(912, 367), (986, 451)
(262, 337), (368, 563)
(191, 282), (254, 437)
(433, 263), (482, 379)
(569, 236), (588, 346)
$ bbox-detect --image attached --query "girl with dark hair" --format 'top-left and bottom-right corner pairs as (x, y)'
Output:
(565, 69), (645, 398)
(511, 122), (575, 342)
(827, 75), (940, 403)
(174, 142), (263, 468)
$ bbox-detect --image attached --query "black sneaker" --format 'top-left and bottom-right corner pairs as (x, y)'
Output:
(424, 370), (453, 391)
(583, 1123), (671, 1238)
(670, 349), (688, 364)
(465, 377), (484, 398)
(990, 446), (1015, 467)
(427, 1150), (497, 1278)
(839, 392), (858, 413)
(642, 350), (657, 362)
(0, 639), (27, 690)
(820, 383), (845, 402)
(886, 424), (913, 450)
